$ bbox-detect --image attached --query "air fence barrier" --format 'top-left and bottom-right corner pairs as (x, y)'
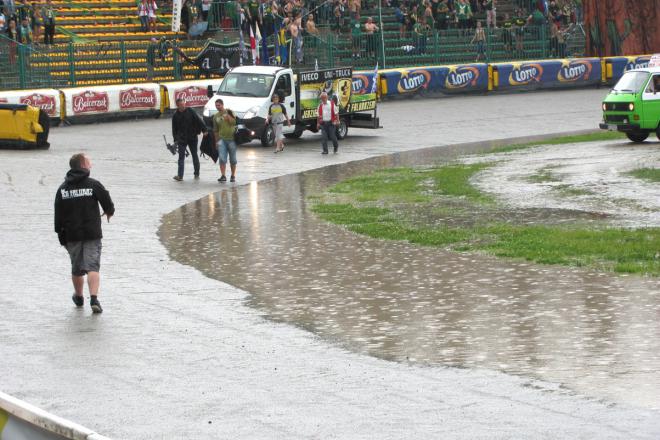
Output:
(0, 55), (654, 123)
(0, 390), (111, 440)
(602, 55), (652, 85)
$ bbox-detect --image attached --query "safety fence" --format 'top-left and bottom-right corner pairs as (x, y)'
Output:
(2, 20), (587, 91)
(0, 54), (651, 123)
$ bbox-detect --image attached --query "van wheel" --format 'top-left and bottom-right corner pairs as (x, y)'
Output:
(336, 118), (348, 140)
(626, 131), (649, 143)
(260, 125), (275, 148)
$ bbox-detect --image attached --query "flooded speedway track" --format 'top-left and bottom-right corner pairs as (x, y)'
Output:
(160, 141), (660, 411)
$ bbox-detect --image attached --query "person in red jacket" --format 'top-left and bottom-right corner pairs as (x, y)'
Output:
(316, 92), (339, 154)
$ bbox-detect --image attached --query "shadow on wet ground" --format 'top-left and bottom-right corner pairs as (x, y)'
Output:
(160, 142), (660, 410)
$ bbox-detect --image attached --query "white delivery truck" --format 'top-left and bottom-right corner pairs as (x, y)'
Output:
(202, 65), (380, 147)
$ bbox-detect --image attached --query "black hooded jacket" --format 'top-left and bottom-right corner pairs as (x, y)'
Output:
(54, 168), (115, 244)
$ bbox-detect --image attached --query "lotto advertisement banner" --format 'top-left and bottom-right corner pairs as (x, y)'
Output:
(494, 58), (602, 90)
(298, 67), (377, 120)
(0, 89), (61, 118)
(161, 79), (224, 109)
(604, 55), (652, 83)
(62, 83), (161, 117)
(380, 64), (489, 96)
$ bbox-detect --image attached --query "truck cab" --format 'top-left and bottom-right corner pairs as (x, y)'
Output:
(600, 64), (660, 143)
(203, 66), (296, 146)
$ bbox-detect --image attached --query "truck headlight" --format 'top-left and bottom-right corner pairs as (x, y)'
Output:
(602, 103), (607, 111)
(628, 103), (634, 111)
(244, 106), (260, 119)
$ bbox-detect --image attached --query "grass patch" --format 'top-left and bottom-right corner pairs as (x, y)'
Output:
(311, 159), (660, 276)
(487, 131), (627, 154)
(552, 184), (594, 196)
(527, 166), (562, 183)
(625, 168), (660, 183)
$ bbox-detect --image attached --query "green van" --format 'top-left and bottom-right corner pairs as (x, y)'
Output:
(600, 66), (660, 142)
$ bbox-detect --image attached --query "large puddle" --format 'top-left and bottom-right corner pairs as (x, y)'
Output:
(160, 143), (660, 410)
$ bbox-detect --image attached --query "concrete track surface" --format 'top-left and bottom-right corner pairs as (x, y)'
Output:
(1, 89), (659, 439)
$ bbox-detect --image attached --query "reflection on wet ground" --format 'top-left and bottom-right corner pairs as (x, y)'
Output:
(160, 144), (660, 410)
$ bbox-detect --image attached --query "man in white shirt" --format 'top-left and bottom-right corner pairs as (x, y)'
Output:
(316, 92), (339, 154)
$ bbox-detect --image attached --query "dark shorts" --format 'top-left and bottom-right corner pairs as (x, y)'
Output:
(66, 239), (102, 276)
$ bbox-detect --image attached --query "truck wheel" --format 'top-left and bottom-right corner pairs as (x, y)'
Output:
(260, 125), (275, 148)
(284, 128), (303, 139)
(656, 126), (660, 141)
(626, 131), (649, 143)
(336, 118), (348, 140)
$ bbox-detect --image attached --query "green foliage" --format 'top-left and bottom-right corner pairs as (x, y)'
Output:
(311, 158), (660, 276)
(625, 168), (660, 183)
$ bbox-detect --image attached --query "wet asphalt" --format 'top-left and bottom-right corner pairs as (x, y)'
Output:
(1, 88), (660, 439)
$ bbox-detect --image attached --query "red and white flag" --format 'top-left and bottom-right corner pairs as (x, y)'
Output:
(255, 25), (262, 65)
(250, 26), (257, 65)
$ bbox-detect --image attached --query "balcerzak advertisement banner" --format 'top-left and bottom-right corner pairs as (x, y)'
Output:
(298, 67), (377, 120)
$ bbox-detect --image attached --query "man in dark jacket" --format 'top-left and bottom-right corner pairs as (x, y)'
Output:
(171, 98), (206, 181)
(54, 153), (114, 313)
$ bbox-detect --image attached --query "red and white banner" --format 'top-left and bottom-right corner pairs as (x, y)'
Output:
(62, 83), (161, 117)
(0, 89), (61, 117)
(161, 79), (223, 109)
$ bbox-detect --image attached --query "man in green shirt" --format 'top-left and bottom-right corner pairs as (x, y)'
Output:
(212, 99), (238, 182)
(41, 0), (56, 44)
(350, 15), (361, 59)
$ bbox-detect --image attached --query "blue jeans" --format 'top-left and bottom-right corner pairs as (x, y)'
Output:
(177, 137), (199, 178)
(217, 139), (237, 165)
(139, 15), (148, 32)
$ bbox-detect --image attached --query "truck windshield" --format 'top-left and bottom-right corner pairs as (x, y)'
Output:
(216, 73), (275, 97)
(613, 71), (650, 93)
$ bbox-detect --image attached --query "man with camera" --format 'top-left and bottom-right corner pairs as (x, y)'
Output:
(171, 98), (206, 181)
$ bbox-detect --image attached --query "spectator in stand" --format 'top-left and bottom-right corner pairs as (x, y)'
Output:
(350, 13), (361, 59)
(333, 0), (345, 35)
(434, 0), (449, 33)
(483, 0), (495, 29)
(183, 0), (200, 36)
(364, 16), (378, 58)
(412, 17), (427, 54)
(31, 6), (41, 42)
(138, 0), (149, 32)
(245, 0), (260, 33)
(200, 0), (210, 21)
(423, 1), (434, 33)
(289, 14), (303, 63)
(0, 7), (6, 33)
(147, 0), (158, 32)
(17, 15), (31, 44)
(16, 0), (31, 24)
(501, 12), (512, 57)
(471, 19), (485, 61)
(456, 0), (471, 36)
(261, 0), (275, 37)
(41, 0), (55, 44)
(512, 8), (525, 57)
(305, 12), (319, 36)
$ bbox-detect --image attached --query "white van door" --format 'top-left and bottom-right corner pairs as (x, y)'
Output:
(273, 72), (296, 133)
(641, 73), (660, 129)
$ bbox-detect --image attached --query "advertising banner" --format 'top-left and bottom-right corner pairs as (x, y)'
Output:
(494, 58), (602, 90)
(161, 79), (224, 109)
(62, 83), (161, 117)
(177, 41), (246, 76)
(604, 55), (652, 83)
(0, 89), (61, 118)
(380, 64), (488, 96)
(298, 67), (376, 120)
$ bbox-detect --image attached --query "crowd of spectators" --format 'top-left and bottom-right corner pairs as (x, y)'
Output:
(1, 0), (56, 46)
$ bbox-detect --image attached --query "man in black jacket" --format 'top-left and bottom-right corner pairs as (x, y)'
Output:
(54, 153), (115, 313)
(171, 98), (206, 181)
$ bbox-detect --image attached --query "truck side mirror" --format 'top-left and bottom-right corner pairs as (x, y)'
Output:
(207, 85), (214, 98)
